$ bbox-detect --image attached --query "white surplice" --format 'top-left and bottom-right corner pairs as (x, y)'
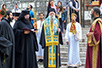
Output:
(65, 22), (82, 65)
(36, 20), (44, 58)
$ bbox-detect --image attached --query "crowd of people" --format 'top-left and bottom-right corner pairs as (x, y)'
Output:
(0, 0), (102, 68)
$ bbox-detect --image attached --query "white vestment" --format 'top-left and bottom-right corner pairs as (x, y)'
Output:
(10, 20), (16, 28)
(36, 20), (44, 58)
(65, 22), (82, 65)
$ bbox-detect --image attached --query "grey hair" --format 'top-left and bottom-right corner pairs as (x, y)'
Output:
(93, 7), (100, 16)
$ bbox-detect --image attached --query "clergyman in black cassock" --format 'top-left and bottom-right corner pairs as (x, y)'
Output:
(13, 10), (38, 68)
(40, 8), (63, 68)
(0, 11), (15, 68)
(69, 0), (80, 22)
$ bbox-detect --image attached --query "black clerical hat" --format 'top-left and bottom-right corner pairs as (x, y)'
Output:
(13, 13), (20, 16)
(17, 10), (30, 21)
(22, 10), (29, 14)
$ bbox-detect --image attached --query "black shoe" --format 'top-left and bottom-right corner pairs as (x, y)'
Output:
(39, 59), (43, 62)
(37, 59), (40, 62)
(68, 66), (73, 68)
(68, 66), (77, 68)
(40, 59), (44, 62)
(74, 66), (77, 68)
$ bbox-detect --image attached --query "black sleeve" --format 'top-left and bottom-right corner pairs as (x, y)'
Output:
(40, 25), (46, 48)
(33, 32), (38, 51)
(0, 23), (13, 57)
(55, 28), (63, 45)
(59, 31), (63, 45)
(13, 21), (24, 48)
(46, 6), (51, 18)
(13, 21), (24, 34)
(13, 21), (24, 53)
(0, 36), (12, 55)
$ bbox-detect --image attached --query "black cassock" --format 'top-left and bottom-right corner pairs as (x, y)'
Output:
(0, 18), (15, 68)
(40, 25), (63, 68)
(13, 18), (38, 68)
(69, 0), (79, 22)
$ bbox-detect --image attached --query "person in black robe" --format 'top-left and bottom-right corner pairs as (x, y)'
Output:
(40, 8), (63, 68)
(69, 0), (80, 22)
(13, 10), (38, 68)
(0, 11), (15, 68)
(46, 0), (56, 18)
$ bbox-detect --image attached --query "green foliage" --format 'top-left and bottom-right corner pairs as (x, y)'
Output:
(0, 9), (6, 16)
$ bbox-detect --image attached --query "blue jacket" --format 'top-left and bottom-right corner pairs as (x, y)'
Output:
(30, 10), (34, 24)
(61, 10), (67, 21)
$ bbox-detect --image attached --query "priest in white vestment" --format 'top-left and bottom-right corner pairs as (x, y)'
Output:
(36, 13), (45, 62)
(65, 13), (82, 67)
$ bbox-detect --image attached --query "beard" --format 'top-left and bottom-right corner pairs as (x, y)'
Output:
(49, 15), (55, 23)
(49, 15), (55, 20)
(25, 18), (29, 20)
(22, 17), (30, 24)
(91, 14), (95, 20)
(8, 17), (13, 22)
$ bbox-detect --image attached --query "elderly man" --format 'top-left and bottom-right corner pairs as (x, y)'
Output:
(40, 8), (63, 68)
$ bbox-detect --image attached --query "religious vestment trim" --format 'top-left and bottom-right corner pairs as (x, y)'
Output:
(44, 17), (59, 67)
(88, 18), (102, 68)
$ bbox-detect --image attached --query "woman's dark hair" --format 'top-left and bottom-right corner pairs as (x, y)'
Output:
(57, 1), (64, 13)
(57, 1), (62, 6)
(46, 0), (54, 18)
(58, 6), (64, 13)
(48, 0), (54, 7)
(2, 4), (6, 10)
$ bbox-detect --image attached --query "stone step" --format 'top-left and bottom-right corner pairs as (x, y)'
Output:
(61, 62), (85, 67)
(62, 36), (88, 40)
(61, 42), (87, 45)
(60, 54), (86, 63)
(60, 45), (87, 49)
(61, 57), (86, 63)
(60, 46), (87, 52)
(38, 64), (85, 68)
(60, 50), (86, 53)
(61, 54), (86, 59)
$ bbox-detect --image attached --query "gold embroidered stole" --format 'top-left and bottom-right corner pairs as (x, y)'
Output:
(89, 18), (102, 68)
(70, 22), (77, 35)
(44, 17), (59, 67)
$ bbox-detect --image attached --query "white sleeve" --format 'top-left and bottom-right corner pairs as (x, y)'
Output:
(77, 2), (80, 10)
(65, 24), (69, 41)
(69, 1), (76, 10)
(78, 23), (82, 40)
(12, 9), (14, 13)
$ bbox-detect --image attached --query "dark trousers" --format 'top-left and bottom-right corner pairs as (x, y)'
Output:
(59, 18), (63, 32)
(64, 21), (67, 30)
